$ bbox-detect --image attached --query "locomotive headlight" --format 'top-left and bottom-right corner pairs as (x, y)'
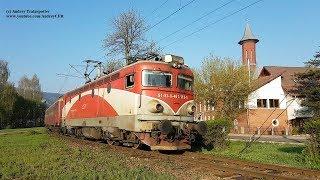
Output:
(148, 100), (164, 113)
(187, 104), (196, 115)
(156, 103), (164, 112)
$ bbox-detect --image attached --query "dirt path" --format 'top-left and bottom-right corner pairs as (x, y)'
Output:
(58, 134), (320, 180)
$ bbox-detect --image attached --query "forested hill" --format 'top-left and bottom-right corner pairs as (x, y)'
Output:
(42, 92), (62, 106)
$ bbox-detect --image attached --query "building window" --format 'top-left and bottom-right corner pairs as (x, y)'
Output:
(245, 50), (248, 60)
(271, 119), (279, 127)
(126, 74), (134, 88)
(257, 99), (267, 108)
(269, 99), (279, 108)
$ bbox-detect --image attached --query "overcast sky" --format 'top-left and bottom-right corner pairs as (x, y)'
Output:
(1, 0), (319, 93)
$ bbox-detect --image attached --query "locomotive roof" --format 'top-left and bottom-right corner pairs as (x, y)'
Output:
(63, 60), (192, 96)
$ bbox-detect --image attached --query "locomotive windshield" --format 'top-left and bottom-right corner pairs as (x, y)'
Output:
(142, 70), (172, 87)
(178, 74), (193, 91)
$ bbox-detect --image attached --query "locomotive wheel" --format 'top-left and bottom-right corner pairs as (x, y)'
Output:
(132, 141), (141, 149)
(107, 139), (120, 146)
(61, 127), (67, 134)
(106, 139), (114, 145)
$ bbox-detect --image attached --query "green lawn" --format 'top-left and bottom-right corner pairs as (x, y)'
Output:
(1, 128), (318, 179)
(0, 127), (174, 179)
(0, 127), (43, 134)
(203, 140), (320, 170)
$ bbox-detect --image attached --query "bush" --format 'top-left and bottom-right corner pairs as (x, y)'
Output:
(204, 118), (231, 149)
(304, 118), (320, 165)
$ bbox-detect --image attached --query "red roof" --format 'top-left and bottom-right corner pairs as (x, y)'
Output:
(256, 66), (309, 95)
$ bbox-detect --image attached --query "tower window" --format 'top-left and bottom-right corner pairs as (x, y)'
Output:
(245, 50), (248, 60)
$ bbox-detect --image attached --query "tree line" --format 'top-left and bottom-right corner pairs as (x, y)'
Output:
(295, 50), (320, 160)
(0, 60), (45, 129)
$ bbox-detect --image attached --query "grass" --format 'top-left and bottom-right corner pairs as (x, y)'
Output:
(203, 140), (320, 170)
(2, 127), (318, 179)
(0, 127), (43, 134)
(0, 127), (174, 180)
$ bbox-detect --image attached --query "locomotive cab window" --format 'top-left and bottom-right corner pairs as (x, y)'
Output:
(126, 74), (134, 88)
(142, 70), (172, 87)
(178, 74), (193, 90)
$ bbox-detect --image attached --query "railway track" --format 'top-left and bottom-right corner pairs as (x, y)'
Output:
(181, 152), (320, 179)
(59, 134), (320, 180)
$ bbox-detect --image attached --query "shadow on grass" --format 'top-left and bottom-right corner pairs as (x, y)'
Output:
(278, 146), (304, 154)
(158, 150), (185, 155)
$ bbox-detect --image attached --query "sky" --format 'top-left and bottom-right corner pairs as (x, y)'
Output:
(0, 0), (319, 93)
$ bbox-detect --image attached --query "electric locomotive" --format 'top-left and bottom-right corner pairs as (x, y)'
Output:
(45, 55), (206, 150)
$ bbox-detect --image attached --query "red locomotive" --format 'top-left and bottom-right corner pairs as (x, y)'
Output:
(45, 55), (206, 150)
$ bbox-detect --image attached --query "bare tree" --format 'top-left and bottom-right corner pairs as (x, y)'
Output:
(30, 74), (42, 101)
(103, 10), (159, 65)
(0, 60), (9, 88)
(17, 74), (42, 102)
(194, 55), (255, 121)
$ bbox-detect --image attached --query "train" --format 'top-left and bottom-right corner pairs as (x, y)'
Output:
(45, 55), (206, 150)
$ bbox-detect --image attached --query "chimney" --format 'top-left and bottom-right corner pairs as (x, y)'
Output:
(238, 24), (259, 71)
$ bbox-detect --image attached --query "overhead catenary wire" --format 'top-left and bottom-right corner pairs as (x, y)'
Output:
(161, 0), (263, 50)
(69, 64), (85, 78)
(57, 66), (72, 94)
(158, 0), (237, 43)
(146, 0), (197, 33)
(148, 0), (170, 17)
(56, 63), (88, 94)
(56, 73), (83, 79)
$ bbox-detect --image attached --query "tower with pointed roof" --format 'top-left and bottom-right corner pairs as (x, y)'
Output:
(239, 24), (259, 71)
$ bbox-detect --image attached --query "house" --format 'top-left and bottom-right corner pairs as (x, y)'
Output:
(197, 24), (312, 135)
